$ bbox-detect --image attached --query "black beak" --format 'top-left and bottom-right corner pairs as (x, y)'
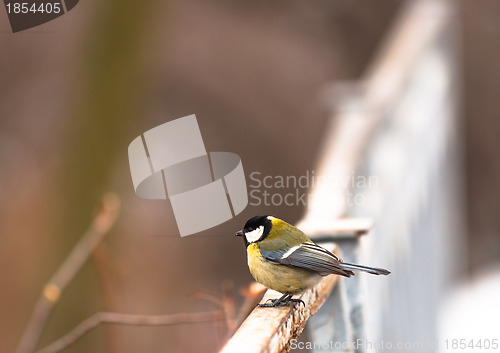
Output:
(235, 230), (243, 236)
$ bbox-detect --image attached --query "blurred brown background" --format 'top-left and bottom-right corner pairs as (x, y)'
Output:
(0, 0), (498, 352)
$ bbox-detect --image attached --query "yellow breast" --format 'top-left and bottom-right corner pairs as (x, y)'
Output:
(246, 243), (321, 294)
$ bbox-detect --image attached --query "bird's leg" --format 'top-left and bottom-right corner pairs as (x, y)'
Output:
(259, 293), (305, 307)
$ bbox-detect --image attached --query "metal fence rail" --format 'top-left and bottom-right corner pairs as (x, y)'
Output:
(220, 1), (459, 352)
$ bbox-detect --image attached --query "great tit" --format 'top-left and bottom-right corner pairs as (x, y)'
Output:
(235, 215), (390, 307)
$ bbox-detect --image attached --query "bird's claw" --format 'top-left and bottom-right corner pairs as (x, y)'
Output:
(259, 298), (305, 308)
(288, 298), (306, 307)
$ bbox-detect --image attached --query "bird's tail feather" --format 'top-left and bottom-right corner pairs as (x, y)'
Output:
(339, 262), (390, 275)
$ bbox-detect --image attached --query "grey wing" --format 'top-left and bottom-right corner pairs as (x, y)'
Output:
(260, 242), (354, 277)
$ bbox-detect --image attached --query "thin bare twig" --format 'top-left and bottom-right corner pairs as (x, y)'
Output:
(227, 282), (267, 338)
(190, 290), (225, 308)
(36, 281), (266, 353)
(91, 242), (123, 351)
(92, 242), (122, 311)
(221, 281), (237, 333)
(190, 282), (238, 345)
(35, 311), (228, 353)
(15, 193), (121, 353)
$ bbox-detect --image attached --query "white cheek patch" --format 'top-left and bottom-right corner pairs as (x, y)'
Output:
(245, 225), (264, 243)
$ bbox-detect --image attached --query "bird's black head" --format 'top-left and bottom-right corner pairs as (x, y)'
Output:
(235, 215), (272, 247)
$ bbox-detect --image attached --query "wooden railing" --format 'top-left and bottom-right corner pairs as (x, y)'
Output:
(220, 0), (456, 352)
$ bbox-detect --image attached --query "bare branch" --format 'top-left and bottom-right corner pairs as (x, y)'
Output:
(36, 311), (228, 353)
(91, 241), (124, 351)
(15, 193), (121, 353)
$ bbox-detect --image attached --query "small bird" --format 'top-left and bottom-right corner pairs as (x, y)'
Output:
(235, 215), (390, 307)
